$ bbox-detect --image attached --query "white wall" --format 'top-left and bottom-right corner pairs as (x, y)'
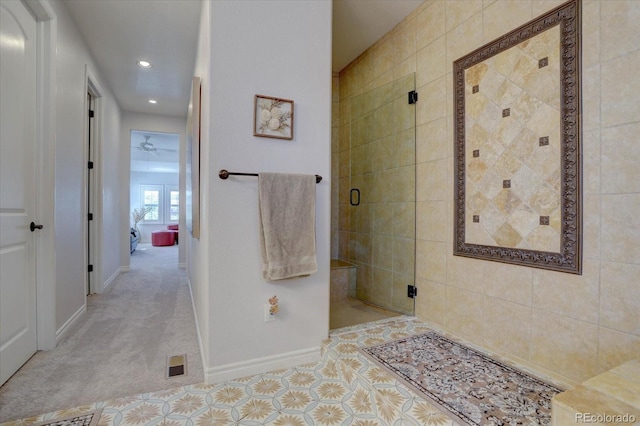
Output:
(189, 0), (211, 380)
(120, 112), (187, 266)
(189, 0), (332, 382)
(48, 0), (122, 331)
(98, 81), (124, 293)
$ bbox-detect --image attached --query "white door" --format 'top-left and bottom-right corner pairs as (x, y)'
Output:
(0, 0), (39, 386)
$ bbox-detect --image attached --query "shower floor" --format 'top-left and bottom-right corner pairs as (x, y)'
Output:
(330, 297), (400, 330)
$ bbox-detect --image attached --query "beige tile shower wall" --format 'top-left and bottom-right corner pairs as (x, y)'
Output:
(332, 74), (340, 259)
(333, 0), (640, 386)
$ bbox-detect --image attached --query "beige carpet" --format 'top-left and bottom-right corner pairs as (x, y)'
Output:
(0, 243), (203, 423)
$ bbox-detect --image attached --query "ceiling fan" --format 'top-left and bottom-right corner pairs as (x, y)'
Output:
(134, 135), (177, 153)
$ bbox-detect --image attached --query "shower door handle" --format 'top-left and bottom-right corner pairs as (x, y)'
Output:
(350, 188), (360, 206)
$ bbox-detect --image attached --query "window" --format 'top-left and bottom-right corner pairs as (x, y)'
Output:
(166, 186), (179, 223)
(139, 184), (179, 225)
(140, 184), (163, 223)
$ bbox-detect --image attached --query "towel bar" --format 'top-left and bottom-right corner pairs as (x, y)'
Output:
(219, 169), (322, 184)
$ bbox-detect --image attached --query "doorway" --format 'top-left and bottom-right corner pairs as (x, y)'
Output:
(129, 130), (180, 262)
(84, 72), (105, 296)
(86, 91), (95, 295)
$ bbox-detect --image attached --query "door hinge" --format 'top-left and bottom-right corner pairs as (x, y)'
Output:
(407, 284), (417, 298)
(88, 110), (94, 118)
(88, 213), (93, 221)
(88, 161), (94, 169)
(408, 90), (418, 104)
(88, 264), (94, 272)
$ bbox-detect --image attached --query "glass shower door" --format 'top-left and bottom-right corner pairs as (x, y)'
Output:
(347, 73), (416, 315)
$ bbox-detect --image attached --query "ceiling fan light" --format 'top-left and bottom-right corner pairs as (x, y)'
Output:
(137, 60), (152, 68)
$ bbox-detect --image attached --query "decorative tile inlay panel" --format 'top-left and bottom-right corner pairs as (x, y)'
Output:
(454, 0), (582, 274)
(473, 215), (480, 223)
(473, 149), (480, 158)
(472, 84), (479, 93)
(463, 25), (561, 249)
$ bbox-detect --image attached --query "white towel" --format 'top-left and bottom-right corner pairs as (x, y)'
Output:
(258, 172), (317, 281)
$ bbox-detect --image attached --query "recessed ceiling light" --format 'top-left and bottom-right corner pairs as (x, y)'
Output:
(137, 60), (152, 68)
(148, 99), (157, 104)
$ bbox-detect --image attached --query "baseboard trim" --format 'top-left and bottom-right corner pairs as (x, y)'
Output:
(56, 304), (86, 345)
(101, 267), (123, 293)
(205, 346), (321, 384)
(120, 265), (131, 272)
(187, 276), (207, 382)
(178, 262), (186, 270)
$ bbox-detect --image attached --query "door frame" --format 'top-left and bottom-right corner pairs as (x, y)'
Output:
(85, 68), (104, 294)
(26, 0), (57, 351)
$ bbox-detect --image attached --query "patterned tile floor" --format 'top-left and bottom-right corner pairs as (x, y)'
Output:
(3, 317), (460, 426)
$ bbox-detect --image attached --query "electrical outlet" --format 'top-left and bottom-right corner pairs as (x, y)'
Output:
(264, 304), (275, 322)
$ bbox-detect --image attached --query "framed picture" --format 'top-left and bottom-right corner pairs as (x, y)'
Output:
(186, 76), (201, 238)
(253, 95), (294, 140)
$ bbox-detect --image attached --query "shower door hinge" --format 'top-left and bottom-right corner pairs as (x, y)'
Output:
(88, 264), (94, 273)
(408, 90), (418, 104)
(407, 284), (417, 298)
(88, 109), (94, 118)
(88, 161), (94, 169)
(88, 213), (93, 221)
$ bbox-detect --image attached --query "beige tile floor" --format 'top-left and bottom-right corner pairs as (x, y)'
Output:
(2, 317), (458, 426)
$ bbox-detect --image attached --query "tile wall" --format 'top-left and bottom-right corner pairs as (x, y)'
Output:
(331, 0), (640, 386)
(463, 25), (563, 251)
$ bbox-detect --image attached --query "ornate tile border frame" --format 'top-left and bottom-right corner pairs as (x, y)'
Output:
(453, 0), (582, 274)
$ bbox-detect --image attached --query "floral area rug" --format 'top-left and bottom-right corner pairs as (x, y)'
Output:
(360, 332), (562, 425)
(32, 409), (102, 426)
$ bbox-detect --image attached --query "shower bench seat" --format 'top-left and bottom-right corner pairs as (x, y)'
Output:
(552, 358), (640, 424)
(330, 259), (356, 302)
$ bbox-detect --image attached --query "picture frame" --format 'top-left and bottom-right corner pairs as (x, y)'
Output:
(253, 94), (294, 140)
(453, 0), (581, 274)
(186, 76), (201, 239)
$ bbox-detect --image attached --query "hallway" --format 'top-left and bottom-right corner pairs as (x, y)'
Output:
(0, 244), (202, 422)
